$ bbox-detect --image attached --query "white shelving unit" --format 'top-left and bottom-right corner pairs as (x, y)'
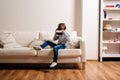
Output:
(100, 0), (120, 61)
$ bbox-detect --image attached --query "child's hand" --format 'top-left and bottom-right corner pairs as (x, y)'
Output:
(61, 30), (65, 33)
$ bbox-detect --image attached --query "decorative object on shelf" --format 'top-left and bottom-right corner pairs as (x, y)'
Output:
(116, 4), (120, 8)
(103, 10), (107, 19)
(116, 28), (120, 32)
(102, 45), (108, 54)
(103, 24), (112, 31)
(113, 37), (118, 42)
(112, 28), (120, 32)
(105, 4), (115, 8)
(108, 17), (112, 20)
(111, 28), (117, 32)
(102, 45), (108, 50)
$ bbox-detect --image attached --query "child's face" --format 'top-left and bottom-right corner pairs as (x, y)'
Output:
(60, 25), (65, 30)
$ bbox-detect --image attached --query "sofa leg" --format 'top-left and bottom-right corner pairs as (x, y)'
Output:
(76, 62), (85, 69)
(82, 62), (85, 70)
(76, 63), (81, 69)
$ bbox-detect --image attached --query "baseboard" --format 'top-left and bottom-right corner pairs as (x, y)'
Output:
(98, 57), (120, 61)
(0, 63), (80, 69)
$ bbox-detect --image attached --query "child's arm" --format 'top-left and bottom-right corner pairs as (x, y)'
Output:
(53, 30), (59, 41)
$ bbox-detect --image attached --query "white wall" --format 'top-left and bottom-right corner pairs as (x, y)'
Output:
(0, 0), (99, 60)
(0, 0), (82, 33)
(82, 0), (99, 60)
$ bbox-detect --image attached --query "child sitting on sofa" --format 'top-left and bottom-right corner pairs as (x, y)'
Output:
(33, 23), (70, 68)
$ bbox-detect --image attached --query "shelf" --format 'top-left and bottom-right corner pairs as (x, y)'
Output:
(103, 31), (120, 33)
(103, 19), (120, 21)
(103, 40), (120, 44)
(104, 8), (120, 11)
(102, 53), (120, 57)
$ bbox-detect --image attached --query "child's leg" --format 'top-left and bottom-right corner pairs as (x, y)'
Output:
(50, 44), (65, 68)
(53, 44), (65, 62)
(40, 40), (56, 48)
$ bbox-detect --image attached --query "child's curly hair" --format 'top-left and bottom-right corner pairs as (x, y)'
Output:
(57, 23), (66, 30)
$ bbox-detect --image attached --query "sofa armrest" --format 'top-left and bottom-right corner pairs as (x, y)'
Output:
(77, 37), (86, 62)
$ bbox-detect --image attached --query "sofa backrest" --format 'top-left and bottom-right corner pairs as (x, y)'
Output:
(0, 31), (77, 47)
(12, 32), (39, 47)
(39, 31), (77, 41)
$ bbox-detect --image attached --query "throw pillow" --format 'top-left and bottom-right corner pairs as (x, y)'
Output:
(0, 32), (22, 48)
(66, 37), (79, 49)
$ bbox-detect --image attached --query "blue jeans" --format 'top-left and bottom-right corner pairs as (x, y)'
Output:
(40, 40), (65, 62)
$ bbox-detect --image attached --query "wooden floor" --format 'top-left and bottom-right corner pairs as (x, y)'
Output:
(0, 61), (120, 80)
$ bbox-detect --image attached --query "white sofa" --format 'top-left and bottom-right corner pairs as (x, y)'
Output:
(0, 31), (86, 69)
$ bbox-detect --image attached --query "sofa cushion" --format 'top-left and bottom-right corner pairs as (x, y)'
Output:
(12, 32), (39, 47)
(0, 47), (36, 56)
(37, 49), (81, 58)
